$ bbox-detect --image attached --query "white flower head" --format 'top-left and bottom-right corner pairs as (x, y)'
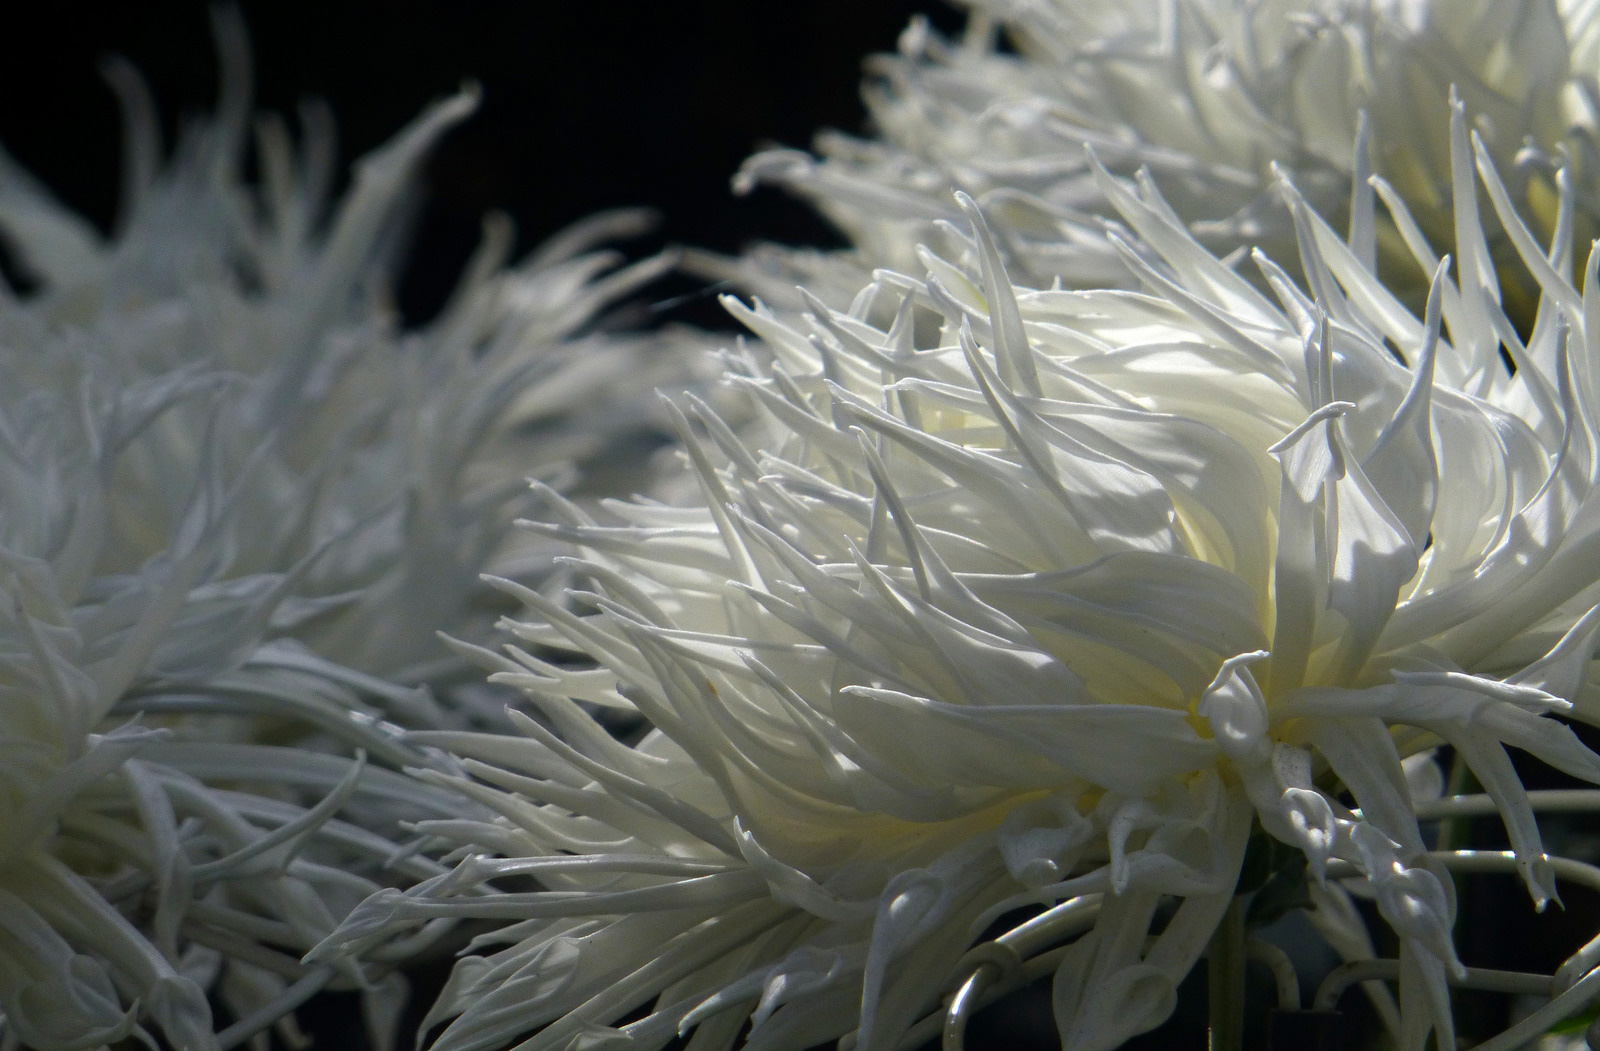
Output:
(721, 0), (1600, 312)
(323, 103), (1600, 1051)
(0, 11), (696, 1049)
(0, 12), (683, 685)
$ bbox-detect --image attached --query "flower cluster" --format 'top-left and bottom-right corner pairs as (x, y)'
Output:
(318, 96), (1600, 1049)
(12, 1), (1600, 1050)
(0, 13), (692, 1050)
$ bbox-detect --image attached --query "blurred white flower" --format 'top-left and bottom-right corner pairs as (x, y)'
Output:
(0, 22), (678, 686)
(0, 12), (693, 1050)
(318, 103), (1600, 1051)
(716, 0), (1600, 313)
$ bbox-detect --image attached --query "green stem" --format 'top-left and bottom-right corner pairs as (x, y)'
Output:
(1208, 896), (1246, 1051)
(1437, 750), (1480, 852)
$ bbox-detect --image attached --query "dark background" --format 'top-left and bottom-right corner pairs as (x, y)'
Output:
(0, 1), (962, 327)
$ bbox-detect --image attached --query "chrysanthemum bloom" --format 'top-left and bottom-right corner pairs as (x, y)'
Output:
(719, 0), (1600, 314)
(0, 15), (692, 1049)
(0, 23), (679, 686)
(319, 104), (1600, 1050)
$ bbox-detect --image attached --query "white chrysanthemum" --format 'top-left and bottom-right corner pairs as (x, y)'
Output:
(320, 106), (1600, 1051)
(0, 24), (678, 685)
(718, 0), (1600, 312)
(0, 16), (691, 1050)
(0, 337), (493, 1050)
